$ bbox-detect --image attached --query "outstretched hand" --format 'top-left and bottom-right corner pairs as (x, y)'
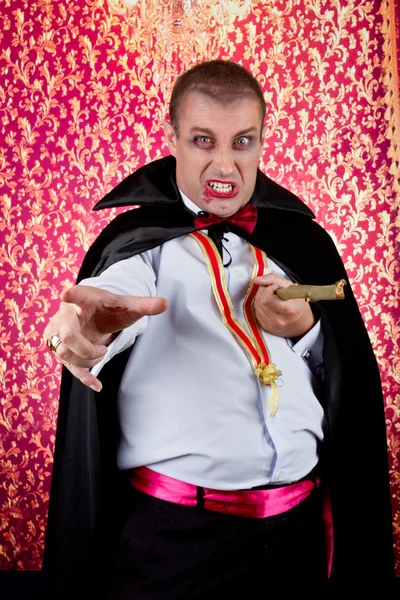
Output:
(44, 285), (168, 391)
(253, 274), (315, 339)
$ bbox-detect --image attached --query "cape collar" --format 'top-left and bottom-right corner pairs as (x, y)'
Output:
(93, 155), (315, 219)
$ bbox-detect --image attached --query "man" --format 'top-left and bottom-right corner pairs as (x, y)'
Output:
(42, 60), (394, 598)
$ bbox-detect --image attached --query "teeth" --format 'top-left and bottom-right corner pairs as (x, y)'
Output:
(209, 182), (233, 193)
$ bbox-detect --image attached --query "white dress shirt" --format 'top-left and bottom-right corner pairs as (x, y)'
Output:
(82, 192), (325, 490)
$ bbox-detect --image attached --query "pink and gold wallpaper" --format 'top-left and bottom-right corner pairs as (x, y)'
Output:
(0, 0), (399, 574)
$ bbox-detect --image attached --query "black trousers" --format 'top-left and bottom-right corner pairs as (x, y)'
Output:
(107, 486), (328, 599)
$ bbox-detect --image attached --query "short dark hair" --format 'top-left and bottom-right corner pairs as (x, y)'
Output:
(169, 60), (266, 137)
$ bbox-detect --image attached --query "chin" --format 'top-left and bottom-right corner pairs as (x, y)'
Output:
(207, 200), (244, 217)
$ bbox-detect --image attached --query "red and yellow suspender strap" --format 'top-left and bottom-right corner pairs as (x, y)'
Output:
(189, 231), (281, 417)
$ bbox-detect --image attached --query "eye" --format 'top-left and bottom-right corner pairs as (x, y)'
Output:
(194, 136), (212, 145)
(235, 136), (250, 146)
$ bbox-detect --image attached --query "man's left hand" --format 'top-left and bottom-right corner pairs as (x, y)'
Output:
(253, 273), (315, 340)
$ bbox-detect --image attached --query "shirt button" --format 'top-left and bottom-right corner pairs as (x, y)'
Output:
(235, 270), (243, 278)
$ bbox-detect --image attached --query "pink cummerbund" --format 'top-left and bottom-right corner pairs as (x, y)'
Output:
(129, 466), (319, 519)
(129, 466), (333, 577)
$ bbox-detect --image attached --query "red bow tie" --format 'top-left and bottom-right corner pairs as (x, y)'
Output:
(194, 204), (257, 234)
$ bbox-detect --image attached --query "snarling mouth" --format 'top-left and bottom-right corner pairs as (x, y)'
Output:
(205, 180), (238, 197)
(208, 181), (234, 193)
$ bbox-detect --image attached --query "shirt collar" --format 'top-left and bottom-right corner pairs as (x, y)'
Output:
(178, 188), (204, 216)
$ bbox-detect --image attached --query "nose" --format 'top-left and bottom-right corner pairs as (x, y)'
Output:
(212, 147), (235, 177)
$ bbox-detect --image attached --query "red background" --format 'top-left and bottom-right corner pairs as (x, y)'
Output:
(0, 0), (399, 573)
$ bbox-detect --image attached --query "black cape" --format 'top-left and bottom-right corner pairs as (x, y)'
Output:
(42, 156), (394, 597)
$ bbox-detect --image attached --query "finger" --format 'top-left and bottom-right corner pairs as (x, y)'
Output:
(95, 295), (169, 334)
(44, 323), (54, 340)
(56, 326), (108, 361)
(53, 342), (107, 368)
(62, 285), (168, 321)
(124, 296), (169, 317)
(62, 361), (103, 392)
(253, 274), (293, 288)
(60, 285), (103, 308)
(100, 294), (168, 317)
(44, 313), (63, 340)
(61, 286), (168, 317)
(255, 284), (304, 316)
(270, 296), (311, 317)
(255, 282), (280, 300)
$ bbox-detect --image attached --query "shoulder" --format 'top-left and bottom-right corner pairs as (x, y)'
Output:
(77, 205), (193, 281)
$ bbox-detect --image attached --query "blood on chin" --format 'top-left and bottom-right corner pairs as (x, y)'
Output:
(201, 184), (242, 214)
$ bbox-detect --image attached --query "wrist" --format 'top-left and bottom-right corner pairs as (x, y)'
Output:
(289, 309), (316, 341)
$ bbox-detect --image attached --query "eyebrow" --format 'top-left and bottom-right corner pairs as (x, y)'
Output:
(189, 126), (258, 137)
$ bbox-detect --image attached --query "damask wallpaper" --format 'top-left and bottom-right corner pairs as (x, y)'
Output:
(0, 0), (399, 574)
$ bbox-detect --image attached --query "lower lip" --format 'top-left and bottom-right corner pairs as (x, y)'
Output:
(203, 184), (239, 200)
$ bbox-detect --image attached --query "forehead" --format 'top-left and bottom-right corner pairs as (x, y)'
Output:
(177, 91), (263, 135)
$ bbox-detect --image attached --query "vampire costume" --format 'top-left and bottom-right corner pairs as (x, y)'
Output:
(42, 156), (394, 598)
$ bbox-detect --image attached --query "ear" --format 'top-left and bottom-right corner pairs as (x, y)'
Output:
(163, 120), (177, 157)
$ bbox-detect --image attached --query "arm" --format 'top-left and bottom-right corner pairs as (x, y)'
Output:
(44, 254), (168, 391)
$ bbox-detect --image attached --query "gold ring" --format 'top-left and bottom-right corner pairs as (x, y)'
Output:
(47, 333), (62, 353)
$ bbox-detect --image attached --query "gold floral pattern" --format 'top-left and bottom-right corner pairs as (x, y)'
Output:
(0, 0), (399, 573)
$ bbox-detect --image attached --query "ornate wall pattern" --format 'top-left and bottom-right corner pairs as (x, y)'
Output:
(0, 0), (399, 573)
